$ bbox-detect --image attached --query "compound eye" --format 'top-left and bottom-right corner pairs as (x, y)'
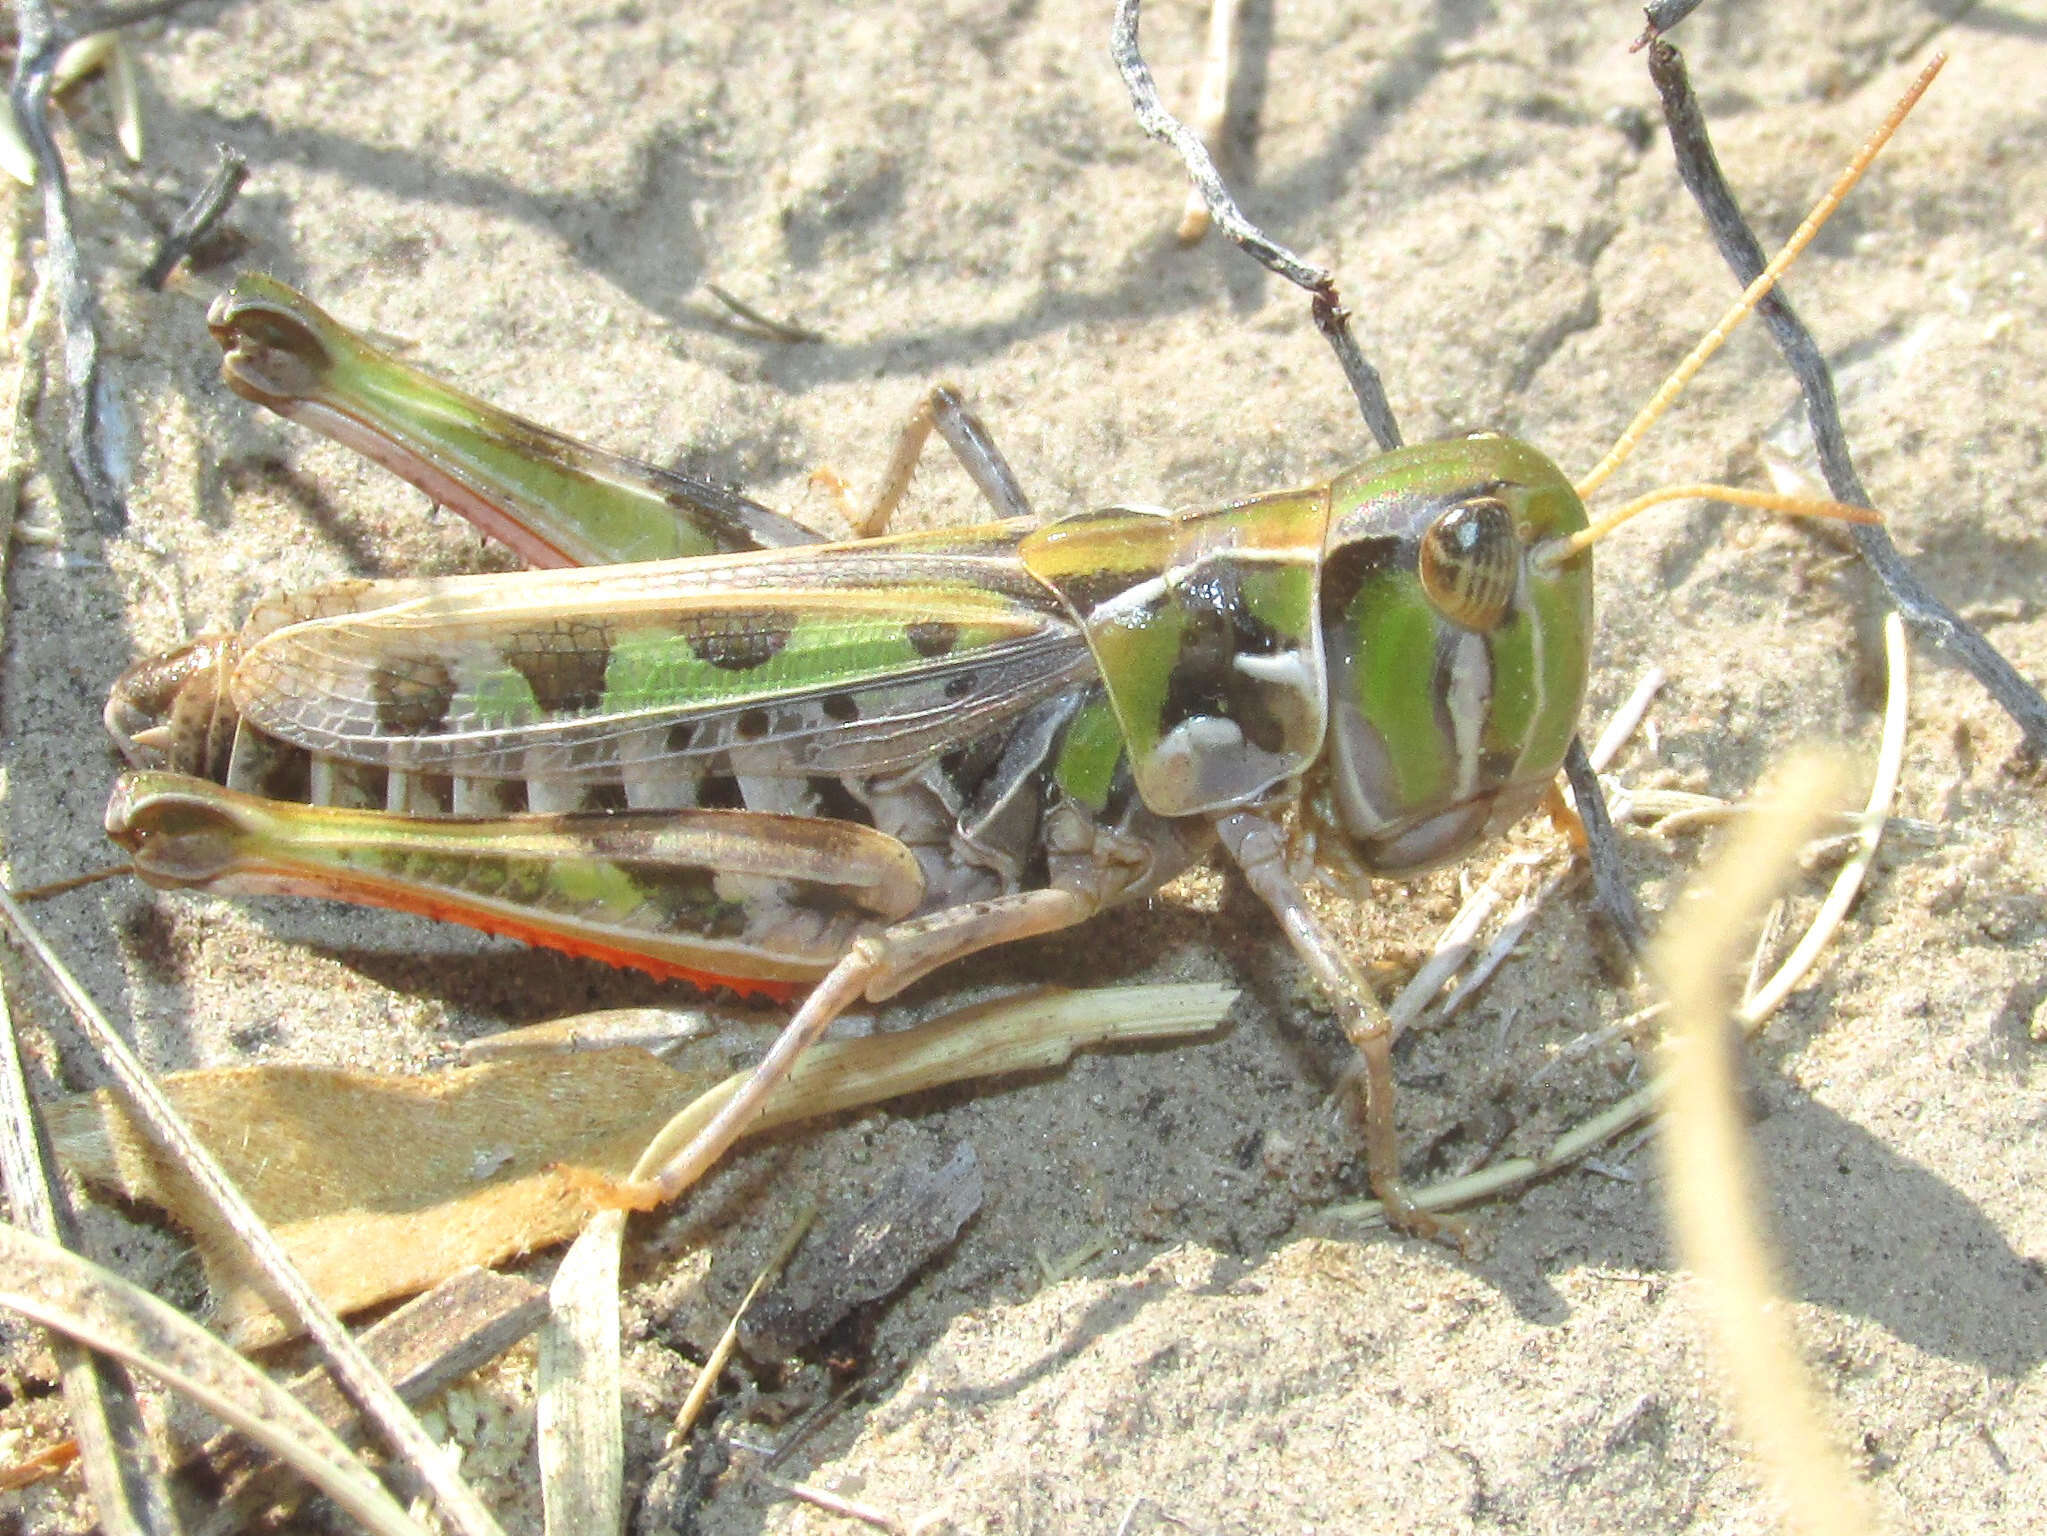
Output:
(1418, 495), (1518, 631)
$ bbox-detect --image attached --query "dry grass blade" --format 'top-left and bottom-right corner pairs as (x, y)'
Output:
(0, 102), (35, 185)
(2, 959), (178, 1533)
(539, 1210), (626, 1536)
(0, 1223), (430, 1536)
(754, 1470), (912, 1533)
(624, 983), (1238, 1182)
(0, 886), (508, 1536)
(1174, 0), (1244, 242)
(1652, 751), (1872, 1534)
(1433, 867), (1567, 1026)
(1738, 613), (1908, 1024)
(704, 283), (825, 344)
(1590, 667), (1667, 770)
(461, 1005), (726, 1061)
(106, 36), (143, 164)
(1385, 879), (1501, 1037)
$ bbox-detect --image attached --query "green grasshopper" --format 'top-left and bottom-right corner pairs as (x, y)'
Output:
(98, 77), (1909, 1231)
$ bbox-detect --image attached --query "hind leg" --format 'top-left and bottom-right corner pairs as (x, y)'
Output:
(616, 885), (1097, 1208)
(818, 384), (1036, 537)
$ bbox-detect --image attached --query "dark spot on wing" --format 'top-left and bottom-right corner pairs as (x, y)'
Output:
(908, 620), (960, 658)
(509, 620), (614, 716)
(822, 692), (859, 722)
(374, 655), (458, 737)
(688, 611), (796, 671)
(736, 708), (772, 740)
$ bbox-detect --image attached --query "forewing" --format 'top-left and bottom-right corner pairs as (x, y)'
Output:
(228, 534), (1093, 780)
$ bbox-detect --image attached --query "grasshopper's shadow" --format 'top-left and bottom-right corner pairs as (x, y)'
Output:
(139, 0), (1496, 431)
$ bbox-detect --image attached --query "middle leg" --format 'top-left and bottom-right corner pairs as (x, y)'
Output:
(1212, 806), (1442, 1238)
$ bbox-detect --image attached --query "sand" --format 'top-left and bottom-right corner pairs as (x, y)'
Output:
(2, 1), (2042, 1531)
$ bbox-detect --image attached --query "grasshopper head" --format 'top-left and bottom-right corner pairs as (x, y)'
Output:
(1302, 435), (1593, 883)
(1023, 435), (1591, 872)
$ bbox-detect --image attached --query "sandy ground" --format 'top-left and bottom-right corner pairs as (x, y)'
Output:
(2, 0), (2043, 1531)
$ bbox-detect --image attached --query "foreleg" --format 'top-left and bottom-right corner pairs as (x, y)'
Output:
(1213, 808), (1439, 1237)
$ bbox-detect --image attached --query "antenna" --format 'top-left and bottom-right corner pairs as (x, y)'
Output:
(1541, 483), (1879, 569)
(1572, 53), (1945, 506)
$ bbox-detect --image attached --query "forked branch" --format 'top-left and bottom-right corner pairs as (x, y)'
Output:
(1646, 34), (2047, 755)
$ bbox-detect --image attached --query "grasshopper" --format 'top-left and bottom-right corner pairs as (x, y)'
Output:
(97, 72), (1915, 1232)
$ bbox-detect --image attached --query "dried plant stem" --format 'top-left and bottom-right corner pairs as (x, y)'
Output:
(1111, 0), (1401, 452)
(1646, 37), (2047, 753)
(138, 144), (247, 291)
(672, 1200), (816, 1442)
(9, 0), (127, 527)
